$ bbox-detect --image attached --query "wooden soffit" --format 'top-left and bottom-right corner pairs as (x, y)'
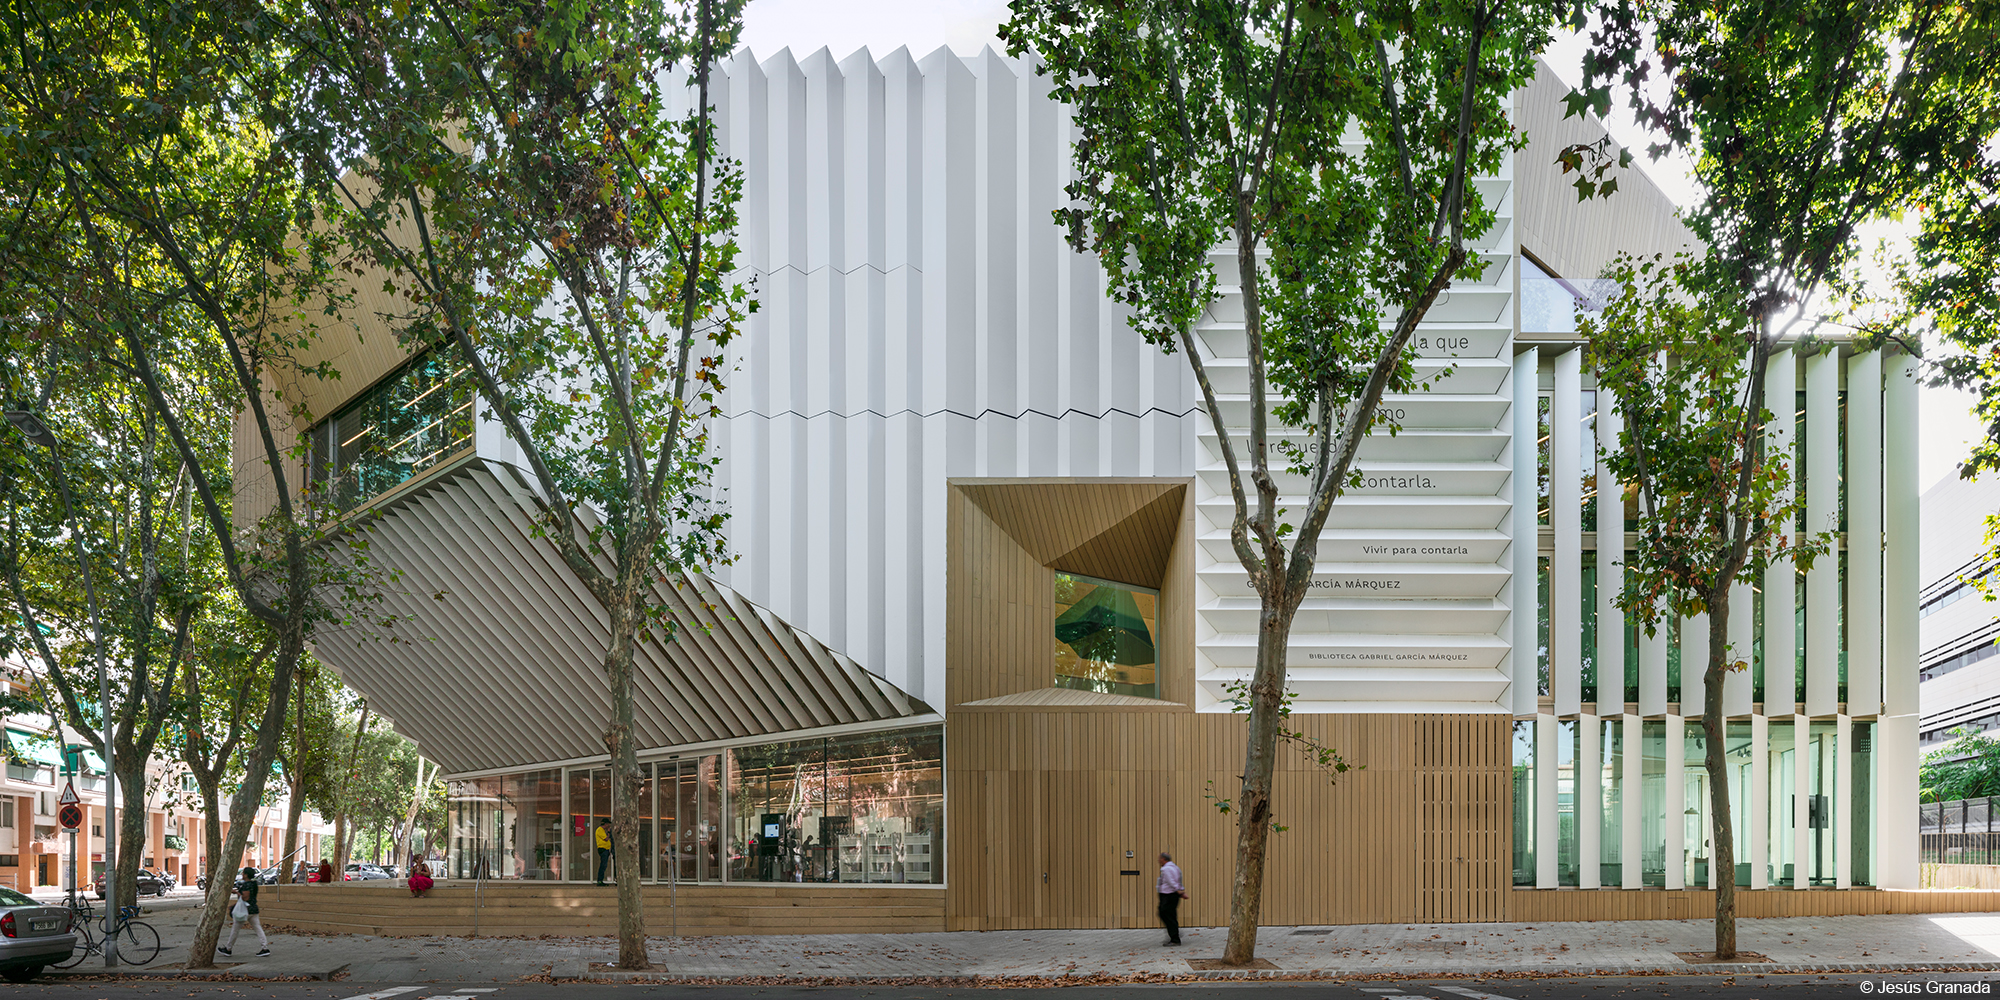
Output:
(955, 479), (1187, 590)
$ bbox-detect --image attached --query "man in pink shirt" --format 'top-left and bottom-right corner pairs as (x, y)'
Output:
(1156, 852), (1185, 946)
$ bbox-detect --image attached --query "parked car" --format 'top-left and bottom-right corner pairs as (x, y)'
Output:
(343, 863), (393, 881)
(93, 870), (169, 898)
(139, 868), (175, 892)
(0, 886), (76, 983)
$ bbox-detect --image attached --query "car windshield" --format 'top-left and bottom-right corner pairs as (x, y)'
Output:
(0, 887), (34, 906)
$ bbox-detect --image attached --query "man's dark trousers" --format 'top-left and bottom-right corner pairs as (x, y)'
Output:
(596, 848), (611, 883)
(1158, 892), (1181, 944)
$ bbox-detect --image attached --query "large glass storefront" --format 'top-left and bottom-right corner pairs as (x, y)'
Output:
(1515, 716), (1875, 890)
(446, 724), (943, 884)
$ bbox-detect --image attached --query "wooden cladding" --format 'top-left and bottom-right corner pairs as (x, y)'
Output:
(945, 712), (1421, 931)
(260, 881), (945, 937)
(1415, 715), (1511, 923)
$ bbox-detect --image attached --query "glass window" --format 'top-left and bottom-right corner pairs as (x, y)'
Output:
(1852, 722), (1873, 886)
(661, 755), (722, 882)
(1512, 720), (1536, 886)
(1054, 573), (1159, 699)
(728, 725), (944, 884)
(727, 737), (830, 882)
(1641, 720), (1667, 887)
(1581, 389), (1598, 532)
(1601, 719), (1623, 886)
(1808, 720), (1837, 885)
(1728, 721), (1752, 887)
(1685, 726), (1709, 888)
(1667, 617), (1682, 705)
(1582, 551), (1597, 705)
(1558, 719), (1579, 887)
(445, 769), (562, 880)
(1753, 571), (1765, 704)
(1537, 394), (1551, 525)
(307, 346), (474, 513)
(1536, 557), (1551, 696)
(1622, 557), (1640, 705)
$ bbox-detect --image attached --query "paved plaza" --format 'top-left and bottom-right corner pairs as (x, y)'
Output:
(34, 891), (2000, 982)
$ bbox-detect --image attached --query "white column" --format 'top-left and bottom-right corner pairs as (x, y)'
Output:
(1879, 352), (1921, 888)
(1683, 612), (1710, 711)
(1847, 350), (1884, 715)
(1538, 712), (1559, 888)
(1806, 347), (1841, 716)
(1793, 713), (1811, 888)
(1513, 349), (1543, 716)
(1727, 578), (1755, 716)
(1665, 715), (1686, 890)
(1751, 714), (1770, 889)
(1835, 713), (1853, 888)
(1598, 389), (1625, 709)
(1554, 349), (1583, 716)
(1622, 713), (1642, 889)
(1581, 714), (1601, 888)
(1765, 349), (1798, 712)
(1641, 616), (1669, 716)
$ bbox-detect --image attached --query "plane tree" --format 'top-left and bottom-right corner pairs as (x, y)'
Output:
(1000, 0), (1565, 964)
(0, 0), (404, 965)
(287, 0), (752, 969)
(1568, 0), (2000, 958)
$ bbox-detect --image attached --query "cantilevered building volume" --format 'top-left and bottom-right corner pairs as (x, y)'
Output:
(239, 48), (1944, 933)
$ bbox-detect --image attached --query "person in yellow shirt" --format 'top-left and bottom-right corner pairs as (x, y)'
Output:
(594, 819), (613, 885)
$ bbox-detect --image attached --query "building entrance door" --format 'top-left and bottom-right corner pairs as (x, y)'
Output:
(566, 766), (656, 883)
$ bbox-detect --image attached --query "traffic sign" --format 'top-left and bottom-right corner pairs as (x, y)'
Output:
(57, 782), (78, 806)
(57, 803), (81, 830)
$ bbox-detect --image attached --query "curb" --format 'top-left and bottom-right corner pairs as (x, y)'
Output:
(39, 962), (350, 982)
(543, 959), (2000, 983)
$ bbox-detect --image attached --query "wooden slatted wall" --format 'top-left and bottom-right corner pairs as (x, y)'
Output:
(1415, 714), (1511, 922)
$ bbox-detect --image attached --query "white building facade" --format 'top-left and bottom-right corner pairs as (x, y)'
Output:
(276, 47), (1923, 924)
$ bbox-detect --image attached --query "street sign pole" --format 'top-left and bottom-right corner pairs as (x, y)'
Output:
(58, 782), (80, 909)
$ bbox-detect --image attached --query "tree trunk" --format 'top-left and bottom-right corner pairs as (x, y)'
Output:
(401, 759), (434, 870)
(331, 705), (372, 873)
(279, 776), (305, 884)
(1703, 596), (1737, 959)
(188, 780), (229, 962)
(1222, 598), (1296, 965)
(185, 623), (306, 970)
(606, 595), (650, 969)
(113, 754), (148, 907)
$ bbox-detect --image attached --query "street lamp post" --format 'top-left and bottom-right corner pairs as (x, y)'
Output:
(5, 409), (118, 967)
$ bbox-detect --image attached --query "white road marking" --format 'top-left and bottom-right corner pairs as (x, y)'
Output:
(453, 991), (500, 994)
(333, 989), (425, 1000)
(1435, 986), (1516, 1000)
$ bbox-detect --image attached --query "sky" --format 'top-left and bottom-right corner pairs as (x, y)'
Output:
(740, 0), (1988, 492)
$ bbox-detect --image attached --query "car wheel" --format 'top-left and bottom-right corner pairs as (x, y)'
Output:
(0, 965), (43, 984)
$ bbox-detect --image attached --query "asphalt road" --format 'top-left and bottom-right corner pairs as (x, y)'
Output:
(7, 976), (1997, 998)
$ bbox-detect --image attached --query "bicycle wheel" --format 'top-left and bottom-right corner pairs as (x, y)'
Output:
(115, 920), (161, 966)
(53, 922), (94, 969)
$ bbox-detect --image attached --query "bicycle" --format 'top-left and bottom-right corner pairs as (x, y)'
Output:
(53, 901), (161, 968)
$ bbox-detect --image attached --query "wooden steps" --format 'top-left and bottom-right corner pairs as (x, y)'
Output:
(259, 882), (947, 937)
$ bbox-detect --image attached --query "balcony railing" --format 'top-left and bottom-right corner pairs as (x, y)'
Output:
(5, 762), (50, 784)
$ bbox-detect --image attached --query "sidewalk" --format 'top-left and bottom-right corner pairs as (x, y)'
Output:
(37, 906), (2000, 982)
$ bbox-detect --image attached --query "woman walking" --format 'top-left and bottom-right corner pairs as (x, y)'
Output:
(219, 866), (269, 958)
